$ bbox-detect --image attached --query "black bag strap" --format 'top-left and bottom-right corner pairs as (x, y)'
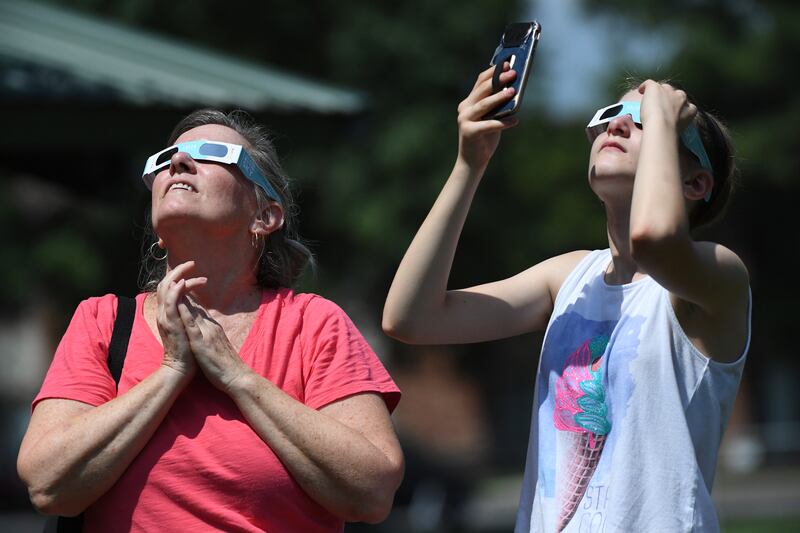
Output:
(43, 513), (83, 533)
(45, 295), (135, 533)
(107, 295), (135, 390)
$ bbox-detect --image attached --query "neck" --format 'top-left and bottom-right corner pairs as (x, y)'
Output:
(603, 198), (645, 285)
(161, 230), (262, 312)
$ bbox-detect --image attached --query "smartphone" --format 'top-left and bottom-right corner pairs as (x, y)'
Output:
(484, 21), (541, 120)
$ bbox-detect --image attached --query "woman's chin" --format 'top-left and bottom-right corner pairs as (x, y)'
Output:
(152, 208), (204, 233)
(590, 159), (635, 178)
(588, 173), (634, 204)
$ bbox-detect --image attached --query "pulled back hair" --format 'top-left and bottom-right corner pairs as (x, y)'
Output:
(686, 107), (737, 229)
(621, 79), (738, 230)
(140, 109), (314, 291)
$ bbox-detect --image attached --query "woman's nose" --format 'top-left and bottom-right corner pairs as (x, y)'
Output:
(169, 150), (197, 175)
(606, 114), (633, 138)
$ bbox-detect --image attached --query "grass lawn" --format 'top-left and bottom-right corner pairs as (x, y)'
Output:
(721, 517), (800, 532)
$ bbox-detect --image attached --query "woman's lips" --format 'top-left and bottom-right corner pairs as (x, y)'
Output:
(600, 141), (625, 152)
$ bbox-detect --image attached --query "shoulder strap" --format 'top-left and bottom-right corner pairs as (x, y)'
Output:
(107, 295), (135, 390)
(44, 296), (136, 533)
(43, 513), (83, 533)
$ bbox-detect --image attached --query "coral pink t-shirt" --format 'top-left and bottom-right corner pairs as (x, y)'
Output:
(34, 289), (401, 533)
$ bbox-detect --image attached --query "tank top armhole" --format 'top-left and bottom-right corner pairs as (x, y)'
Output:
(663, 287), (752, 368)
(550, 249), (608, 317)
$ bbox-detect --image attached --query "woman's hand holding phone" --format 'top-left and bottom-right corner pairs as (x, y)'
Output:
(457, 63), (519, 170)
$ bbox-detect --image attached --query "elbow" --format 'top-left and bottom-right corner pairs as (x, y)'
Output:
(381, 309), (420, 344)
(355, 498), (394, 524)
(16, 455), (48, 513)
(28, 493), (68, 517)
(629, 223), (684, 266)
(18, 458), (84, 517)
(349, 454), (405, 524)
(380, 310), (400, 339)
(383, 291), (449, 345)
(25, 484), (84, 517)
(382, 290), (436, 344)
(629, 229), (656, 263)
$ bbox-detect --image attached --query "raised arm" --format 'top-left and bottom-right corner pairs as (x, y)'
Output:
(383, 65), (585, 344)
(17, 264), (205, 515)
(629, 81), (749, 361)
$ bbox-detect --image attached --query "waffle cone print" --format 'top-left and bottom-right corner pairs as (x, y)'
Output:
(553, 335), (611, 532)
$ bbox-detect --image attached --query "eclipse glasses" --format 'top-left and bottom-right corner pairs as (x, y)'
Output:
(586, 101), (713, 176)
(142, 140), (280, 203)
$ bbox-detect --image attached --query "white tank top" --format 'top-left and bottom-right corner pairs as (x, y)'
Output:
(515, 249), (750, 533)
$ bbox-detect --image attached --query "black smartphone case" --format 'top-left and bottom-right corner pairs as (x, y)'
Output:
(485, 21), (541, 120)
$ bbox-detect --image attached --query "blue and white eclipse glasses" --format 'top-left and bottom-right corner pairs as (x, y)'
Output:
(586, 101), (713, 180)
(142, 140), (280, 203)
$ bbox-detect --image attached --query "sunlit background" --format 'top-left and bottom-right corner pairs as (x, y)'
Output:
(1, 0), (798, 531)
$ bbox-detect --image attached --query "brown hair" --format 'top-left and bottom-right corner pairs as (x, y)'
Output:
(140, 109), (313, 291)
(686, 108), (737, 229)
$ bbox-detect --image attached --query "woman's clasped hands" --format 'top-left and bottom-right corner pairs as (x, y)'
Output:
(155, 260), (250, 391)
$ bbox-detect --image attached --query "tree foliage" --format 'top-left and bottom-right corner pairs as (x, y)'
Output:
(584, 0), (800, 186)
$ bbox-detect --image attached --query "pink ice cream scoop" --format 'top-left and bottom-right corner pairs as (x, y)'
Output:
(553, 335), (610, 532)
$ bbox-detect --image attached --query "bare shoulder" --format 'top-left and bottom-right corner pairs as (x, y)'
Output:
(708, 241), (749, 279)
(470, 249), (590, 304)
(671, 242), (751, 363)
(546, 249), (592, 280)
(693, 241), (750, 307)
(519, 249), (591, 300)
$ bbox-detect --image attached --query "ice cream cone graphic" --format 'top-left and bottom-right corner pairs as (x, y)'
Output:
(553, 336), (611, 532)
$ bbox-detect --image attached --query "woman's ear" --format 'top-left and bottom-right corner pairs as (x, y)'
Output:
(251, 201), (285, 237)
(683, 168), (714, 203)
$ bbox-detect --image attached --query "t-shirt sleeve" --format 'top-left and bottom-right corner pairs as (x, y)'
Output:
(33, 295), (118, 411)
(300, 297), (400, 413)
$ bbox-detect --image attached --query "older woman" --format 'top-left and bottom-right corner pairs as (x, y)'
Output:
(18, 110), (404, 532)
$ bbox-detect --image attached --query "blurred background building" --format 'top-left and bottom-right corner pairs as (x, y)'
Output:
(2, 0), (799, 531)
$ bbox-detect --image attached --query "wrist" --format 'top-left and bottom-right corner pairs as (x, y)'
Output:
(158, 362), (194, 388)
(454, 155), (488, 179)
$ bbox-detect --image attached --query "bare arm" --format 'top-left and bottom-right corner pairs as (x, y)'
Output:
(177, 301), (403, 523)
(231, 380), (403, 523)
(386, 249), (588, 345)
(17, 369), (190, 516)
(383, 65), (584, 344)
(630, 81), (749, 361)
(17, 263), (205, 515)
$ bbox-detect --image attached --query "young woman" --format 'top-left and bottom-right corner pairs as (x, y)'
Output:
(19, 110), (403, 532)
(383, 64), (750, 532)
